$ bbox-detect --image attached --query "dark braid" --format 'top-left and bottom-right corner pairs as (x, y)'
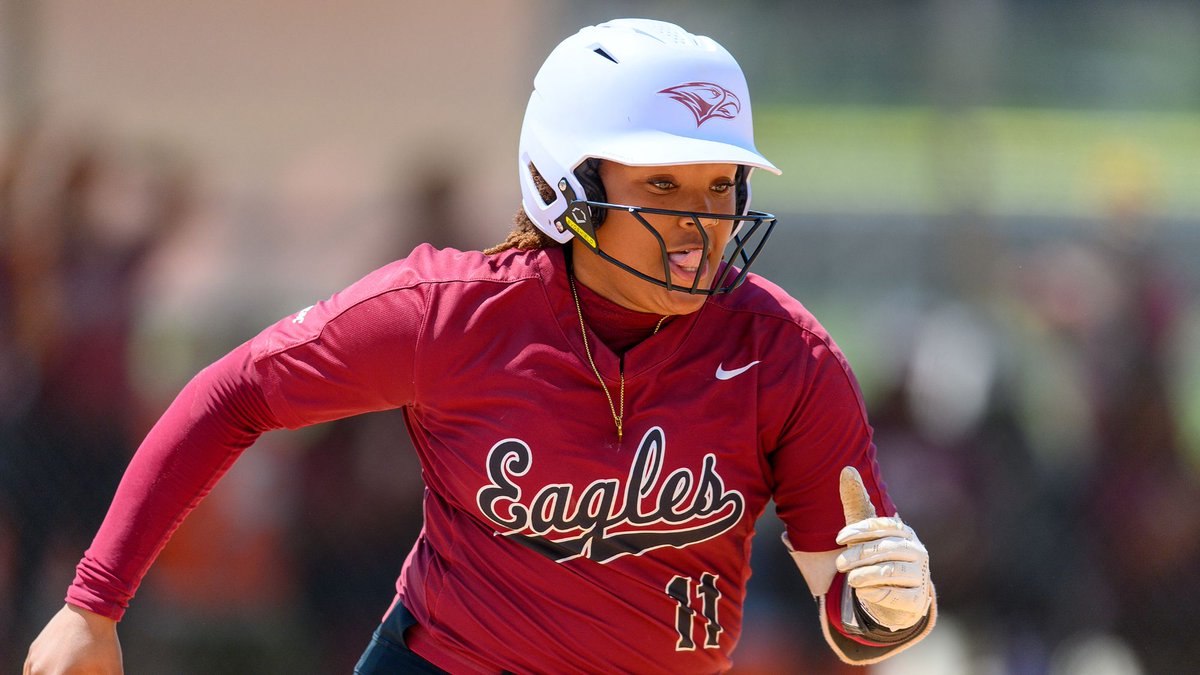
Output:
(485, 164), (564, 255)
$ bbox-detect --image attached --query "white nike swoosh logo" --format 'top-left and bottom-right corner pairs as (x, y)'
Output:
(715, 360), (761, 380)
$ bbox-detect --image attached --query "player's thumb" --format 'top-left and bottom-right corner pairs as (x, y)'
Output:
(840, 466), (877, 525)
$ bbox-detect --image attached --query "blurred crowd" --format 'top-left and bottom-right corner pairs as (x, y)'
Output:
(0, 118), (460, 672)
(2, 116), (1200, 675)
(0, 118), (190, 661)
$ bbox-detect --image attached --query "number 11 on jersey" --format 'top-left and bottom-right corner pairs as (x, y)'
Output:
(666, 572), (723, 650)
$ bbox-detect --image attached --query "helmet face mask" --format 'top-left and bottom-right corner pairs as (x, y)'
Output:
(518, 18), (781, 292)
(553, 176), (777, 295)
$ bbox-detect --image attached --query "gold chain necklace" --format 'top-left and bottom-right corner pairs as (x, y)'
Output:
(568, 275), (667, 443)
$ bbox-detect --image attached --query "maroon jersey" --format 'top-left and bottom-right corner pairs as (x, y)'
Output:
(69, 244), (894, 673)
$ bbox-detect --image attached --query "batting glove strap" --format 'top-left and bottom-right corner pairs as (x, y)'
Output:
(819, 572), (938, 665)
(842, 580), (928, 644)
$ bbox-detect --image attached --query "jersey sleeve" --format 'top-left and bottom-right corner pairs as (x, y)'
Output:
(66, 263), (430, 620)
(66, 341), (284, 620)
(768, 330), (895, 553)
(247, 263), (428, 428)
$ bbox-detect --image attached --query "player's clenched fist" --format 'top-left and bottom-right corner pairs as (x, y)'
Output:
(24, 604), (123, 675)
(835, 466), (932, 631)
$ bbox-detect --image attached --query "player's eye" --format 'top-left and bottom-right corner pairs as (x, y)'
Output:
(711, 181), (735, 194)
(649, 179), (676, 190)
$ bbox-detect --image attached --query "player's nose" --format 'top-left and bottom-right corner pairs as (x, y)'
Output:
(672, 193), (722, 231)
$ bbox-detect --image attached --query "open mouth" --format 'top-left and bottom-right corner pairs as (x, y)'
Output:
(666, 248), (708, 286)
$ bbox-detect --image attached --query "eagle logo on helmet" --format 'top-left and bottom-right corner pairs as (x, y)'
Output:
(658, 82), (741, 127)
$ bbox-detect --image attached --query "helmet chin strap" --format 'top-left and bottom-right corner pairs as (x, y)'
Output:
(551, 178), (600, 249)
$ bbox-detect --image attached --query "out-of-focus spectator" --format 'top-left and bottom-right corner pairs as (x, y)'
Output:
(993, 145), (1199, 673)
(0, 118), (191, 665)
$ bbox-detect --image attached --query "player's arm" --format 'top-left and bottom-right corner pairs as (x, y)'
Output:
(72, 265), (424, 613)
(22, 336), (289, 675)
(770, 333), (935, 664)
(782, 467), (936, 665)
(27, 264), (427, 673)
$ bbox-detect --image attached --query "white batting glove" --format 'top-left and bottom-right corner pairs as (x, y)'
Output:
(835, 466), (932, 632)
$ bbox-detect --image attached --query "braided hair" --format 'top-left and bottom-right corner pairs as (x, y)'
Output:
(484, 164), (562, 255)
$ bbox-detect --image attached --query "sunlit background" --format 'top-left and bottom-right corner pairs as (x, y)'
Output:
(3, 1), (1199, 673)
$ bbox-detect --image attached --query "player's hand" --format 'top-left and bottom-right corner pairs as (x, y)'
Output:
(24, 603), (123, 675)
(835, 466), (932, 632)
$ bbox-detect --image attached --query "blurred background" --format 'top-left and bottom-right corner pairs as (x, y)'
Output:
(2, 0), (1198, 672)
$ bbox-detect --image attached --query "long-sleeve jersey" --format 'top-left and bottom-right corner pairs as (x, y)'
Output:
(67, 244), (897, 673)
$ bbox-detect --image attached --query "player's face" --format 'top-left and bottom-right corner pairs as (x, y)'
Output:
(571, 161), (739, 316)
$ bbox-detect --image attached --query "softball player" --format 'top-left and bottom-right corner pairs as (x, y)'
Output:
(26, 19), (934, 673)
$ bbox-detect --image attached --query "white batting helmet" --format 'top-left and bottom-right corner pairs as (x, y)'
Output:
(520, 18), (779, 233)
(518, 18), (781, 294)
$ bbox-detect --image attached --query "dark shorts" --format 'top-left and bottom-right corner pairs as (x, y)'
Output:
(354, 602), (448, 674)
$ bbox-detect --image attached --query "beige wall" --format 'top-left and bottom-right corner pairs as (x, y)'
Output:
(2, 1), (565, 338)
(5, 0), (553, 227)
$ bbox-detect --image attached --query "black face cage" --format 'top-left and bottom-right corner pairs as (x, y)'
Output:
(554, 195), (778, 296)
